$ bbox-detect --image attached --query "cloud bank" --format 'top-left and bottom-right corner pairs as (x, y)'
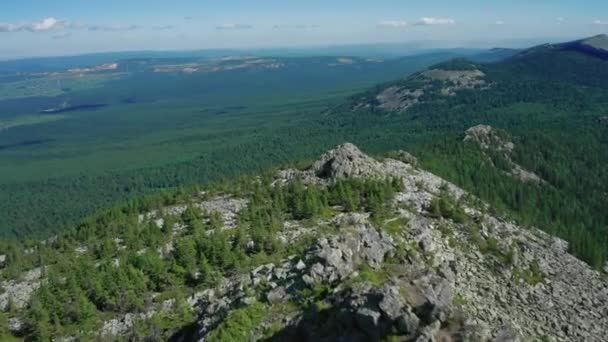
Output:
(87, 24), (141, 32)
(0, 17), (142, 33)
(415, 17), (456, 26)
(216, 24), (253, 30)
(0, 17), (67, 32)
(377, 20), (408, 29)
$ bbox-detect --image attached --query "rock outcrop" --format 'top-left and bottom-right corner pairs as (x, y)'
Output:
(354, 64), (490, 113)
(464, 124), (545, 184)
(311, 143), (387, 179)
(0, 267), (43, 311)
(182, 144), (607, 341)
(3, 143), (607, 341)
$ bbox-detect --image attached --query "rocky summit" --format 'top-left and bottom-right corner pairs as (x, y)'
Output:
(187, 144), (608, 341)
(2, 143), (607, 341)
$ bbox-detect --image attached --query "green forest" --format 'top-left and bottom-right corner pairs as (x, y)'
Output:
(0, 174), (401, 340)
(1, 41), (608, 271)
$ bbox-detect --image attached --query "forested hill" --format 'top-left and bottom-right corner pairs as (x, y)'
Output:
(0, 143), (607, 341)
(338, 34), (608, 269)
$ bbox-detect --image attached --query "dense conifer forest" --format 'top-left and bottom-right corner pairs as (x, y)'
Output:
(1, 39), (608, 273)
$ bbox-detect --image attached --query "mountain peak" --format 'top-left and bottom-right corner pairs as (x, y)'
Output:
(311, 143), (385, 179)
(581, 34), (608, 51)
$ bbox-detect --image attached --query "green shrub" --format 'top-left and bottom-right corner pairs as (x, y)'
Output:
(207, 302), (266, 342)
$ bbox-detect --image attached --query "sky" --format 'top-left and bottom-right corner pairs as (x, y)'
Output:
(1, 0), (607, 59)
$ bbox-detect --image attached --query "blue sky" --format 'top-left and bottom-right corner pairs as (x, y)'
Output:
(1, 0), (607, 58)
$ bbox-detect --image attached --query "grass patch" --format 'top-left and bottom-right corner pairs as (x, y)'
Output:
(513, 260), (545, 286)
(207, 302), (267, 342)
(452, 294), (468, 306)
(381, 216), (410, 236)
(351, 264), (390, 287)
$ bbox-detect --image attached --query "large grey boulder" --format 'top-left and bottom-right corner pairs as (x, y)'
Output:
(266, 286), (288, 304)
(378, 285), (407, 321)
(355, 307), (383, 339)
(311, 143), (385, 179)
(396, 311), (420, 337)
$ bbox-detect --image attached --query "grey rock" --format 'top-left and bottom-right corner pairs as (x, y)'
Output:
(311, 262), (325, 276)
(241, 296), (257, 305)
(0, 267), (43, 311)
(378, 285), (407, 321)
(494, 325), (523, 342)
(464, 125), (544, 183)
(311, 143), (386, 179)
(267, 286), (288, 304)
(8, 317), (25, 334)
(295, 259), (306, 271)
(355, 307), (383, 339)
(319, 248), (343, 269)
(415, 320), (441, 342)
(396, 311), (420, 337)
(302, 274), (316, 286)
(458, 320), (491, 341)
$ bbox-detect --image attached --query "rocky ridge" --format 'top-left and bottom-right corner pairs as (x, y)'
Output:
(355, 65), (490, 112)
(183, 143), (607, 341)
(464, 125), (545, 184)
(1, 143), (606, 341)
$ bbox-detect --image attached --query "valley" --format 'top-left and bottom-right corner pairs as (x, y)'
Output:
(0, 6), (606, 340)
(2, 1), (607, 341)
(0, 51), (484, 237)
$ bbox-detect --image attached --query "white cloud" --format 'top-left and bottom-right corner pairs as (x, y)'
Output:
(415, 17), (456, 26)
(0, 24), (18, 32)
(0, 17), (142, 33)
(495, 20), (505, 25)
(593, 20), (608, 25)
(0, 17), (66, 32)
(377, 20), (408, 29)
(87, 24), (141, 32)
(557, 17), (565, 23)
(216, 24), (253, 30)
(30, 17), (66, 31)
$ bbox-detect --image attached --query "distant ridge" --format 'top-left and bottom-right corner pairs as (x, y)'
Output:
(558, 34), (608, 59)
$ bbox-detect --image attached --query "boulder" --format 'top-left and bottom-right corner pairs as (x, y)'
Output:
(378, 285), (407, 321)
(396, 311), (421, 337)
(355, 307), (383, 339)
(311, 143), (385, 179)
(267, 286), (288, 304)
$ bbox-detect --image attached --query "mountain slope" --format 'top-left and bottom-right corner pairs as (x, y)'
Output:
(564, 34), (608, 58)
(333, 35), (608, 270)
(0, 144), (606, 341)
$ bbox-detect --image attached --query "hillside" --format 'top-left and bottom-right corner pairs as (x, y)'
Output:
(566, 34), (608, 58)
(336, 35), (608, 270)
(0, 143), (606, 341)
(0, 50), (487, 239)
